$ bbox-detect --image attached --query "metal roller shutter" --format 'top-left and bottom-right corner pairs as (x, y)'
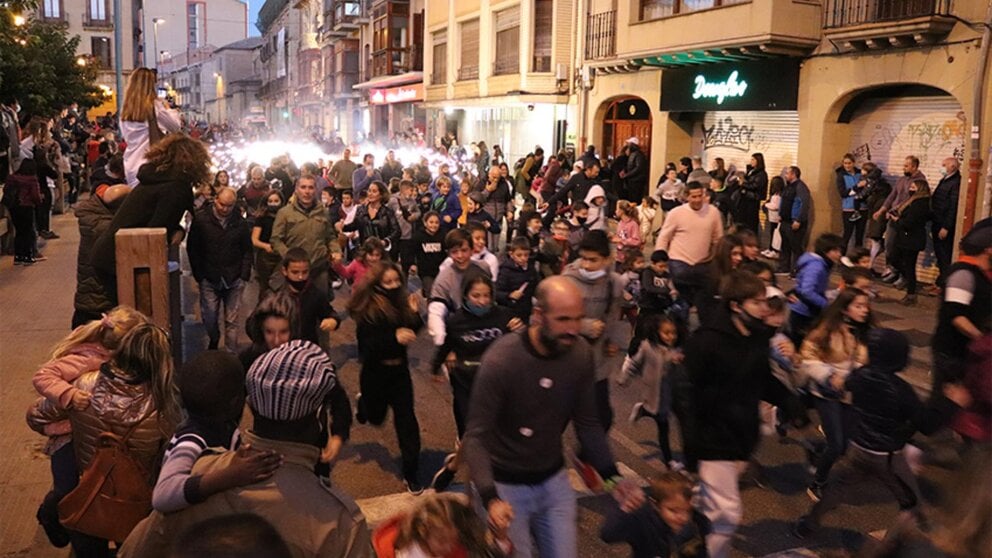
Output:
(698, 110), (800, 177)
(848, 95), (965, 285)
(847, 96), (965, 187)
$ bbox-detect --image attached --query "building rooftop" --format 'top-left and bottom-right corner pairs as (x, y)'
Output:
(216, 37), (265, 53)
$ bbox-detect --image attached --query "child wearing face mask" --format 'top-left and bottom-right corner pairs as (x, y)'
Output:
(278, 248), (341, 345)
(600, 472), (710, 558)
(251, 190), (285, 301)
(428, 271), (525, 492)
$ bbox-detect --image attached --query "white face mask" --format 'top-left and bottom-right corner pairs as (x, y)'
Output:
(578, 267), (607, 280)
(939, 167), (948, 177)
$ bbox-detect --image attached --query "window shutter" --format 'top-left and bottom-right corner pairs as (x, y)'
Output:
(461, 19), (479, 68)
(495, 6), (520, 32)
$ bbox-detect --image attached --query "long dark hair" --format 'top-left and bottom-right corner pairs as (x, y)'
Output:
(245, 290), (299, 350)
(711, 234), (744, 281)
(751, 152), (765, 171)
(347, 262), (416, 325)
(807, 288), (873, 356)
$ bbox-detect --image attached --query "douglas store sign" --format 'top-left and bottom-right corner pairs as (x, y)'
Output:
(660, 59), (800, 112)
(369, 84), (424, 105)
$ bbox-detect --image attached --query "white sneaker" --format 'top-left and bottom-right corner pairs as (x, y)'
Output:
(331, 279), (344, 289)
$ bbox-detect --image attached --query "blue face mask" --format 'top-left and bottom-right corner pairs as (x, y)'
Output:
(464, 301), (492, 316)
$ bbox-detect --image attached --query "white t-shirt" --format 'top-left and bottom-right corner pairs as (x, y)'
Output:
(121, 100), (182, 188)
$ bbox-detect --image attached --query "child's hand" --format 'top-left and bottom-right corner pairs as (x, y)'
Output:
(69, 390), (92, 411)
(588, 319), (606, 339)
(408, 265), (418, 275)
(483, 221), (491, 229)
(669, 350), (685, 364)
(622, 291), (633, 301)
(510, 283), (528, 300)
(331, 252), (343, 263)
(943, 382), (973, 408)
(396, 328), (417, 345)
(320, 435), (344, 464)
(443, 215), (452, 223)
(407, 293), (421, 313)
(611, 479), (645, 512)
(507, 318), (526, 332)
(829, 374), (846, 392)
(320, 317), (339, 332)
(605, 342), (618, 357)
(225, 444), (282, 487)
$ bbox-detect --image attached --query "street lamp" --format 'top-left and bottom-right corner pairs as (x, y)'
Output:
(13, 14), (26, 26)
(152, 18), (164, 70)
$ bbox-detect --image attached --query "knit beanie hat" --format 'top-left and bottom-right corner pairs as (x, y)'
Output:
(246, 340), (337, 421)
(866, 328), (909, 373)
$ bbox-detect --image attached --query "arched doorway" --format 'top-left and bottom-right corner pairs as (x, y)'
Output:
(601, 96), (652, 161)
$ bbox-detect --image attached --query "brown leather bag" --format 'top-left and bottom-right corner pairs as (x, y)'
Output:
(58, 415), (155, 542)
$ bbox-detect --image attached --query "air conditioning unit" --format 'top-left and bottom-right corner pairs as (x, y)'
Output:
(555, 63), (569, 81)
(580, 65), (593, 89)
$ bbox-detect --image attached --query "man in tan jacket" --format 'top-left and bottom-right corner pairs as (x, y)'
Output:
(120, 341), (372, 558)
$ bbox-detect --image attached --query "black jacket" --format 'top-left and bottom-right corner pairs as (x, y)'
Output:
(847, 366), (959, 453)
(600, 501), (710, 558)
(91, 164), (195, 276)
(186, 204), (253, 284)
(343, 202), (400, 249)
(74, 194), (118, 315)
(432, 306), (516, 375)
(892, 197), (931, 251)
(495, 259), (539, 319)
(624, 146), (648, 194)
(355, 309), (423, 365)
(930, 171), (961, 231)
(683, 308), (794, 461)
(544, 172), (596, 209)
(933, 261), (992, 358)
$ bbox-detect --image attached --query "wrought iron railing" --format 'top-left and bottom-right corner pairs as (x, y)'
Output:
(823, 0), (952, 28)
(585, 10), (616, 60)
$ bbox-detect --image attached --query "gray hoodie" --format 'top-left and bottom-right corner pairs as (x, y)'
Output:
(563, 261), (627, 381)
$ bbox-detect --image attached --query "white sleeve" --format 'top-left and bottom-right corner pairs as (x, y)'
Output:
(155, 101), (183, 133)
(428, 301), (449, 346)
(151, 437), (205, 513)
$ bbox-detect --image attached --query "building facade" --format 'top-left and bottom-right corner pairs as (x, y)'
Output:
(424, 0), (577, 163)
(257, 0), (300, 131)
(142, 0), (249, 70)
(319, 0), (367, 141)
(201, 37), (264, 125)
(576, 0), (991, 246)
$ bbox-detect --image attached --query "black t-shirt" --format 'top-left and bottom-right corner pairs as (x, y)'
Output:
(254, 213), (276, 243)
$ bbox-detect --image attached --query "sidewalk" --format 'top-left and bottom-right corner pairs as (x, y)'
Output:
(0, 214), (79, 558)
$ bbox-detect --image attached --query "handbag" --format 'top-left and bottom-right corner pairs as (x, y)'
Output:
(58, 413), (155, 542)
(146, 107), (164, 146)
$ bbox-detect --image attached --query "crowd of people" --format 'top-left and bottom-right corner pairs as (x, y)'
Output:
(2, 65), (991, 558)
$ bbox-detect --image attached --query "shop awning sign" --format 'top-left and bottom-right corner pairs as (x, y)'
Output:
(661, 59), (799, 112)
(370, 84), (424, 105)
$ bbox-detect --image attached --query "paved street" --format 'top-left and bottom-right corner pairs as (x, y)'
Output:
(0, 211), (960, 558)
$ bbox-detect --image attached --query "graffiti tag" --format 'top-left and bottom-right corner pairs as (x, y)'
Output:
(702, 116), (757, 152)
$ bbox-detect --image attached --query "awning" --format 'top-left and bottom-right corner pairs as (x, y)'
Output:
(353, 71), (424, 90)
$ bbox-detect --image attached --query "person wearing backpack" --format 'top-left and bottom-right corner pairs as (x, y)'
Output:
(0, 97), (22, 181)
(27, 324), (182, 557)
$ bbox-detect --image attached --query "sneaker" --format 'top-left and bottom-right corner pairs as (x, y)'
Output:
(882, 272), (900, 284)
(628, 402), (650, 424)
(45, 231), (60, 239)
(404, 478), (425, 496)
(355, 393), (367, 425)
(806, 482), (824, 503)
(568, 450), (604, 492)
(15, 256), (36, 265)
(331, 279), (344, 289)
(791, 517), (814, 540)
(848, 212), (863, 222)
(892, 278), (907, 290)
(760, 249), (774, 258)
(32, 253), (48, 262)
(900, 294), (917, 306)
(430, 453), (458, 492)
(840, 256), (854, 268)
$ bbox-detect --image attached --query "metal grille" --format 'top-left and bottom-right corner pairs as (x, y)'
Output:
(823, 0), (952, 29)
(585, 10), (616, 60)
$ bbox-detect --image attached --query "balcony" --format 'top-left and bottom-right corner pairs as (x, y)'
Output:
(585, 10), (616, 60)
(822, 0), (955, 52)
(332, 0), (369, 32)
(83, 18), (113, 29)
(607, 0), (819, 69)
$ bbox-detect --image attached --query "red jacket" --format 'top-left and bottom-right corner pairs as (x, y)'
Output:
(952, 334), (992, 442)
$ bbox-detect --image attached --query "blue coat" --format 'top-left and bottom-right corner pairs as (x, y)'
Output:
(789, 252), (832, 318)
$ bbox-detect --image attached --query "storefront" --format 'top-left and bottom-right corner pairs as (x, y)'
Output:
(660, 59), (802, 175)
(368, 82), (427, 139)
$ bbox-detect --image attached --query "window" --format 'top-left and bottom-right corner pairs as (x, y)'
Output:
(493, 7), (520, 75)
(533, 0), (552, 72)
(91, 36), (112, 68)
(458, 19), (479, 80)
(88, 0), (107, 22)
(41, 0), (62, 19)
(188, 3), (205, 50)
(639, 0), (746, 21)
(431, 30), (447, 85)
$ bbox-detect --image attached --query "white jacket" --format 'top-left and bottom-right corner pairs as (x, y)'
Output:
(121, 100), (182, 188)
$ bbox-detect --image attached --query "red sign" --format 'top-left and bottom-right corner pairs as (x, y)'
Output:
(369, 83), (424, 105)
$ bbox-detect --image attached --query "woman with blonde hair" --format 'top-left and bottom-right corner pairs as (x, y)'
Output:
(91, 133), (211, 299)
(120, 67), (181, 188)
(374, 493), (510, 557)
(28, 322), (180, 555)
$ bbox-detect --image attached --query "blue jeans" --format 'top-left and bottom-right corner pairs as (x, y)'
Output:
(813, 398), (855, 485)
(667, 259), (707, 308)
(495, 468), (576, 558)
(199, 278), (246, 351)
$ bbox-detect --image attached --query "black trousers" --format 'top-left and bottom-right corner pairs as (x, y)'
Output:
(449, 368), (475, 439)
(359, 361), (421, 481)
(779, 223), (807, 273)
(36, 182), (52, 232)
(932, 226), (954, 287)
(842, 211), (866, 251)
(11, 205), (36, 258)
(892, 246), (920, 295)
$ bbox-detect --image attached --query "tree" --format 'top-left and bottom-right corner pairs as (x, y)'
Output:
(0, 2), (104, 117)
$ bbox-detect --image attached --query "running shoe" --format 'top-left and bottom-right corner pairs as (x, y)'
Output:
(806, 482), (824, 503)
(628, 402), (651, 424)
(430, 453), (458, 492)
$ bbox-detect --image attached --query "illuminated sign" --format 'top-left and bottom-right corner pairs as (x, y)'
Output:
(369, 83), (424, 105)
(660, 59), (799, 112)
(692, 71), (748, 104)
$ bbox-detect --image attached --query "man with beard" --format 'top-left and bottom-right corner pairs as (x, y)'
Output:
(462, 276), (644, 558)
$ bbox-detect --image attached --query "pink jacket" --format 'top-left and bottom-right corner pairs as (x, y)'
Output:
(31, 342), (111, 439)
(333, 259), (371, 286)
(613, 218), (643, 262)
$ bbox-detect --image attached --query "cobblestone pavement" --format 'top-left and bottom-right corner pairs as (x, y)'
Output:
(0, 212), (952, 557)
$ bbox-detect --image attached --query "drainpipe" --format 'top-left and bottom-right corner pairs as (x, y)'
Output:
(965, 0), (992, 228)
(574, 0), (587, 152)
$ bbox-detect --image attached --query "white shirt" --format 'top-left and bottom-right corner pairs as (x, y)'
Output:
(121, 100), (182, 188)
